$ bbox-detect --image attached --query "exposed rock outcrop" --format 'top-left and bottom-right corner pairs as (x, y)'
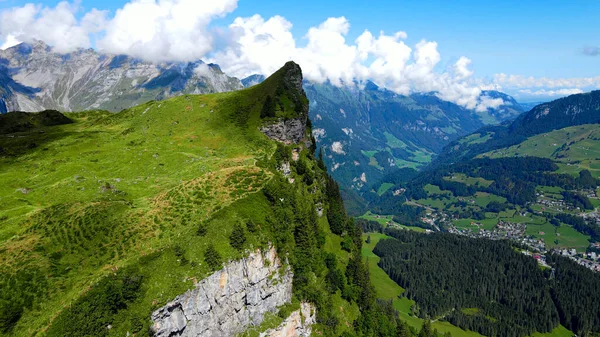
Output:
(260, 119), (306, 145)
(259, 62), (309, 145)
(151, 247), (292, 337)
(259, 303), (316, 337)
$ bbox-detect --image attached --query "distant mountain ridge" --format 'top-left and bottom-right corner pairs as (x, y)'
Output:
(0, 41), (243, 113)
(434, 90), (600, 166)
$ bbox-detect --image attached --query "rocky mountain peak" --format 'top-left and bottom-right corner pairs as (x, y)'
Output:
(257, 61), (310, 144)
(0, 42), (243, 113)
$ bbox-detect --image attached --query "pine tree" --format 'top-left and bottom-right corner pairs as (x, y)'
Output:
(196, 222), (208, 236)
(204, 244), (221, 271)
(418, 320), (433, 337)
(246, 219), (257, 233)
(229, 223), (247, 251)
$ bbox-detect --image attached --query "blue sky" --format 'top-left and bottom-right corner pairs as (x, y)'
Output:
(1, 0), (599, 103)
(232, 0), (600, 78)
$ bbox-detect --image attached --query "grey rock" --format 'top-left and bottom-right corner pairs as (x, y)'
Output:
(151, 247), (292, 337)
(259, 303), (316, 337)
(259, 62), (309, 145)
(260, 118), (306, 144)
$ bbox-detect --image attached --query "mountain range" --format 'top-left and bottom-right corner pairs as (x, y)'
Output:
(0, 41), (242, 113)
(0, 41), (528, 203)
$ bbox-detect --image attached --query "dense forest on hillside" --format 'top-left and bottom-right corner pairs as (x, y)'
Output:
(373, 230), (600, 337)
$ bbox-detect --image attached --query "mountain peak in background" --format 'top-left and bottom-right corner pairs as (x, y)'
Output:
(0, 41), (243, 113)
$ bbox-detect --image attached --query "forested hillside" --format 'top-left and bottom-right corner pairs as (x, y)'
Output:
(374, 230), (600, 337)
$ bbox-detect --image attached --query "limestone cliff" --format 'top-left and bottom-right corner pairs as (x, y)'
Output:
(259, 61), (309, 145)
(151, 247), (292, 337)
(259, 303), (316, 337)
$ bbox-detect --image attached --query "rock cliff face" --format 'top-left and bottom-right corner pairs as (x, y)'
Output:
(260, 119), (306, 144)
(259, 62), (309, 145)
(259, 303), (316, 337)
(151, 247), (293, 337)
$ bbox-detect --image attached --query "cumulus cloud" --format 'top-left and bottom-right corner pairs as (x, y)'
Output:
(454, 57), (474, 80)
(331, 141), (345, 154)
(0, 34), (20, 50)
(582, 46), (600, 57)
(476, 95), (504, 112)
(0, 2), (107, 53)
(97, 0), (238, 62)
(210, 15), (499, 111)
(194, 63), (213, 77)
(519, 88), (584, 97)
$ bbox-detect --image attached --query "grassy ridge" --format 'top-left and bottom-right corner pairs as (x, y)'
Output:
(0, 61), (335, 336)
(480, 124), (600, 177)
(0, 86), (277, 334)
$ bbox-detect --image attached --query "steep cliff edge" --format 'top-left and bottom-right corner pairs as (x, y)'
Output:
(151, 247), (292, 337)
(259, 302), (316, 337)
(258, 61), (309, 144)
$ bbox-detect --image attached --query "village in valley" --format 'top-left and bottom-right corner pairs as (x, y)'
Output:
(373, 180), (600, 273)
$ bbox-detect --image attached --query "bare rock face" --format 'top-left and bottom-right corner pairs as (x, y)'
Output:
(259, 303), (316, 337)
(260, 119), (306, 145)
(259, 62), (309, 145)
(151, 247), (293, 337)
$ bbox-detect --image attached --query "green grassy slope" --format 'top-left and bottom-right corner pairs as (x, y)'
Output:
(0, 62), (362, 336)
(480, 124), (600, 177)
(0, 81), (273, 335)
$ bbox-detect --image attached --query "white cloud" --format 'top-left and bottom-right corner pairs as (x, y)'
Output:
(97, 0), (238, 62)
(207, 14), (296, 78)
(519, 88), (584, 97)
(194, 63), (213, 77)
(312, 128), (326, 141)
(331, 141), (345, 154)
(0, 2), (107, 53)
(0, 34), (20, 50)
(454, 57), (474, 80)
(493, 73), (600, 89)
(211, 15), (502, 111)
(476, 95), (504, 112)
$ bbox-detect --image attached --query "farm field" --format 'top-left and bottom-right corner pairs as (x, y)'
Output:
(415, 180), (592, 252)
(360, 212), (426, 232)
